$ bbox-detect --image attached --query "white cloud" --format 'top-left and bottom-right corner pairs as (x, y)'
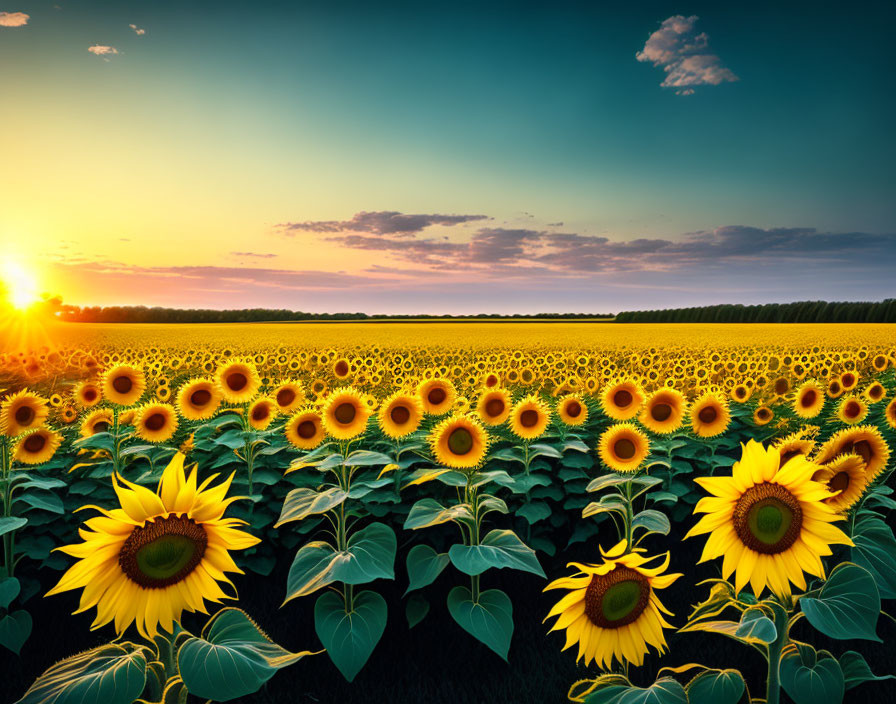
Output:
(129, 24), (145, 36)
(0, 11), (29, 27)
(636, 15), (738, 94)
(88, 45), (119, 57)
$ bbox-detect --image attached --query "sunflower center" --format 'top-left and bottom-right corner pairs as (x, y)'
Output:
(23, 434), (46, 453)
(584, 566), (650, 628)
(428, 387), (447, 406)
(144, 413), (166, 431)
(297, 420), (317, 439)
(614, 438), (636, 460)
(698, 406), (718, 424)
(226, 372), (248, 391)
(390, 405), (411, 425)
(485, 398), (505, 417)
(774, 379), (789, 395)
(801, 390), (817, 407)
(94, 421), (110, 433)
(276, 388), (296, 407)
(829, 471), (850, 492)
(651, 403), (672, 421)
(14, 405), (35, 426)
(757, 408), (771, 420)
(84, 389), (98, 402)
(520, 409), (539, 428)
(846, 440), (872, 463)
(842, 374), (855, 387)
(334, 402), (356, 424)
(733, 483), (803, 554)
(565, 401), (582, 418)
(613, 390), (633, 408)
(190, 389), (212, 407)
(447, 427), (473, 455)
(844, 401), (861, 418)
(485, 375), (498, 387)
(119, 515), (208, 589)
(252, 405), (269, 421)
(335, 361), (349, 376)
(113, 376), (133, 394)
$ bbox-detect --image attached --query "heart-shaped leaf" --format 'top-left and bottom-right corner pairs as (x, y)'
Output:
(734, 607), (777, 644)
(839, 650), (896, 691)
(404, 498), (473, 530)
(801, 562), (881, 641)
(0, 577), (20, 610)
(446, 586), (513, 661)
(0, 609), (31, 655)
(780, 647), (844, 704)
(404, 544), (449, 595)
(685, 668), (746, 704)
(851, 516), (896, 599)
(448, 529), (545, 577)
(315, 589), (387, 682)
(584, 676), (688, 704)
(405, 593), (429, 629)
(275, 487), (347, 527)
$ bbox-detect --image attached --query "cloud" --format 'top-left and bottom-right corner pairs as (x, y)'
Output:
(88, 45), (119, 56)
(232, 251), (277, 259)
(636, 15), (738, 94)
(278, 210), (489, 236)
(0, 11), (28, 27)
(129, 24), (145, 36)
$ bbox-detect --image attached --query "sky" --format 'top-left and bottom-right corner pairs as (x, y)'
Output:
(1, 0), (894, 314)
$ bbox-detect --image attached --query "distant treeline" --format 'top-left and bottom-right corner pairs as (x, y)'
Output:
(615, 300), (896, 323)
(57, 306), (614, 323)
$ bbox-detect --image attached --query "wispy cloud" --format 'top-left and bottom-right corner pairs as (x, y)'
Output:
(129, 24), (146, 36)
(88, 45), (119, 57)
(636, 15), (738, 95)
(0, 11), (29, 27)
(278, 210), (489, 236)
(232, 251), (277, 259)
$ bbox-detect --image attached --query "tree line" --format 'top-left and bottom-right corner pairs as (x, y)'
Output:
(615, 300), (896, 323)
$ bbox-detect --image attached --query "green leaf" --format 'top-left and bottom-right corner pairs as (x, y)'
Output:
(839, 650), (896, 690)
(404, 544), (450, 595)
(315, 589), (387, 682)
(585, 473), (632, 492)
(448, 529), (545, 578)
(275, 487), (347, 527)
(343, 450), (395, 466)
(405, 593), (429, 629)
(284, 523), (397, 602)
(477, 494), (509, 519)
(403, 498), (473, 530)
(15, 642), (148, 704)
(0, 609), (31, 654)
(631, 509), (671, 537)
(801, 562), (881, 641)
(0, 516), (28, 536)
(516, 500), (552, 525)
(851, 516), (896, 599)
(583, 495), (628, 519)
(0, 577), (20, 610)
(529, 443), (563, 459)
(178, 608), (315, 701)
(685, 669), (746, 704)
(446, 586), (513, 661)
(583, 677), (688, 704)
(734, 607), (777, 644)
(780, 647), (844, 704)
(16, 492), (65, 514)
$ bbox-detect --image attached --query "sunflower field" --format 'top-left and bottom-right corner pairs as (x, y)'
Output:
(1, 322), (896, 704)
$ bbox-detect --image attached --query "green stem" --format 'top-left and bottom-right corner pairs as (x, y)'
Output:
(623, 480), (634, 553)
(1, 436), (12, 578)
(766, 601), (789, 704)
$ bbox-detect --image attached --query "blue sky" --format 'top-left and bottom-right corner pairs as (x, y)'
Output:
(1, 1), (894, 312)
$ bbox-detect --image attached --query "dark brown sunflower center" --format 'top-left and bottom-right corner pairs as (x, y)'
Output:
(732, 483), (803, 554)
(869, 385), (883, 400)
(842, 374), (855, 387)
(565, 401), (582, 418)
(334, 361), (349, 376)
(226, 372), (248, 391)
(23, 434), (46, 453)
(774, 379), (789, 395)
(93, 421), (110, 433)
(390, 405), (411, 425)
(651, 403), (672, 422)
(485, 398), (505, 417)
(113, 376), (134, 394)
(614, 438), (636, 460)
(276, 388), (296, 407)
(520, 409), (539, 428)
(297, 419), (317, 439)
(190, 389), (212, 407)
(144, 413), (166, 431)
(428, 387), (447, 406)
(735, 387), (747, 399)
(584, 566), (651, 628)
(829, 471), (850, 493)
(334, 402), (356, 424)
(119, 515), (208, 589)
(613, 390), (633, 408)
(252, 405), (270, 421)
(485, 375), (498, 387)
(844, 401), (861, 418)
(830, 382), (841, 394)
(757, 408), (772, 420)
(14, 405), (35, 426)
(698, 406), (718, 424)
(84, 388), (98, 402)
(447, 427), (473, 455)
(850, 440), (872, 463)
(800, 390), (817, 407)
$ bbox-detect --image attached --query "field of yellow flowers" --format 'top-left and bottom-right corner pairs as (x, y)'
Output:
(1, 321), (895, 704)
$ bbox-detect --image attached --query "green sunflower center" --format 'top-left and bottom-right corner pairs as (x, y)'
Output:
(447, 427), (473, 455)
(584, 566), (650, 628)
(119, 515), (208, 589)
(733, 483), (803, 554)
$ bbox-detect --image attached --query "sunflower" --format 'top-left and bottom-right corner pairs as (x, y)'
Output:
(321, 387), (370, 440)
(836, 396), (867, 425)
(598, 423), (650, 473)
(81, 408), (113, 437)
(600, 381), (644, 421)
(429, 414), (488, 469)
(14, 428), (62, 465)
(509, 395), (551, 440)
(886, 399), (896, 430)
(273, 380), (305, 414)
(378, 392), (423, 439)
(730, 384), (751, 403)
(248, 397), (278, 430)
(557, 395), (588, 426)
(483, 372), (501, 388)
(864, 382), (886, 404)
(686, 440), (852, 598)
(639, 389), (686, 434)
(60, 405), (78, 425)
(102, 365), (146, 406)
(811, 454), (869, 513)
(689, 393), (730, 438)
(176, 378), (222, 421)
(285, 408), (326, 449)
(332, 358), (352, 380)
(0, 389), (49, 436)
(840, 371), (858, 391)
(417, 378), (456, 415)
(753, 406), (774, 426)
(46, 453), (259, 639)
(793, 381), (825, 418)
(135, 403), (178, 443)
(826, 379), (843, 399)
(813, 425), (890, 481)
(476, 388), (512, 426)
(74, 381), (102, 408)
(215, 360), (261, 404)
(544, 541), (680, 668)
(773, 429), (816, 467)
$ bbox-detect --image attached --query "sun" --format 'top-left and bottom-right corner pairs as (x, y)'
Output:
(1, 259), (41, 310)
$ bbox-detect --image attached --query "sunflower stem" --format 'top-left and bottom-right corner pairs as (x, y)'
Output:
(765, 601), (789, 704)
(1, 436), (13, 578)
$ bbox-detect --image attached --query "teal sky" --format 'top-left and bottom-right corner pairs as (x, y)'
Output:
(1, 1), (894, 312)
